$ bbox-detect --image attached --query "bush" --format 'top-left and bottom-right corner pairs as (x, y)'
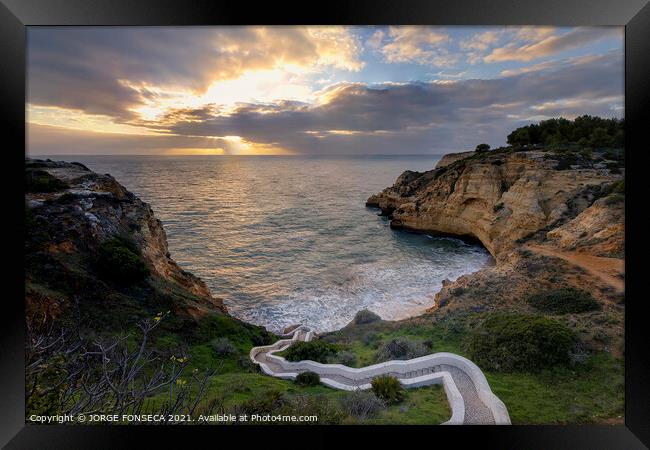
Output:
(282, 394), (345, 424)
(95, 237), (149, 283)
(340, 390), (385, 419)
(25, 170), (69, 193)
(371, 375), (405, 405)
(236, 390), (286, 415)
(283, 340), (339, 363)
(210, 337), (236, 356)
(527, 288), (601, 314)
(506, 116), (623, 148)
(611, 179), (624, 195)
(554, 153), (579, 170)
(475, 143), (491, 153)
(374, 337), (429, 363)
(251, 330), (274, 346)
(466, 313), (578, 372)
(295, 371), (320, 386)
(333, 351), (357, 367)
(352, 309), (381, 325)
(361, 331), (380, 348)
(237, 355), (258, 372)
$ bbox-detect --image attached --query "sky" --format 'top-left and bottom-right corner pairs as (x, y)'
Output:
(27, 26), (624, 156)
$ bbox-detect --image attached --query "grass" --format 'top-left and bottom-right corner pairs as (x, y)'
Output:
(486, 353), (623, 424)
(366, 385), (450, 425)
(322, 312), (624, 424)
(144, 371), (451, 425)
(527, 288), (600, 315)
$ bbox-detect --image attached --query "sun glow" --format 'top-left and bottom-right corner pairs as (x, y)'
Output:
(27, 104), (162, 135)
(163, 147), (226, 155)
(127, 69), (315, 122)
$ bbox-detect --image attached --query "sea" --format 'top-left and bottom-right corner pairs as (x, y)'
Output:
(49, 155), (492, 333)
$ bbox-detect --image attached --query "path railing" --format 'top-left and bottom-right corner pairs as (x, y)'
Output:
(250, 325), (510, 425)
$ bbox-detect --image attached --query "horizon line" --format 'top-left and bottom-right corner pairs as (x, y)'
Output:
(27, 153), (452, 158)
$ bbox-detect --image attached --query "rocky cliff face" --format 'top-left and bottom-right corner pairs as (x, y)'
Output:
(367, 148), (625, 353)
(25, 158), (226, 326)
(367, 150), (621, 261)
(434, 151), (475, 169)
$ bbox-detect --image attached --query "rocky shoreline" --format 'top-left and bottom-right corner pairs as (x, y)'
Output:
(366, 147), (625, 353)
(25, 158), (233, 329)
(24, 153), (626, 424)
(26, 152), (625, 347)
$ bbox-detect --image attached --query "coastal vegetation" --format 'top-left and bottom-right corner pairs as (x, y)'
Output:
(506, 115), (624, 149)
(25, 169), (69, 193)
(371, 375), (406, 405)
(24, 114), (625, 425)
(295, 371), (321, 387)
(527, 288), (601, 315)
(465, 314), (578, 372)
(282, 340), (340, 364)
(95, 237), (150, 283)
(320, 310), (623, 424)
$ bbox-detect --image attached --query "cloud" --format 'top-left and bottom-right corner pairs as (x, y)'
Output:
(459, 31), (500, 51)
(485, 27), (621, 62)
(26, 27), (624, 156)
(146, 51), (623, 154)
(27, 123), (294, 155)
(370, 26), (455, 66)
(366, 30), (384, 49)
(28, 26), (363, 119)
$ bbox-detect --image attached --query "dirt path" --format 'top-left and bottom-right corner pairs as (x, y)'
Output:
(527, 244), (625, 293)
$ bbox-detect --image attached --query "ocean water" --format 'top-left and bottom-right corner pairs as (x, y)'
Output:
(51, 155), (492, 333)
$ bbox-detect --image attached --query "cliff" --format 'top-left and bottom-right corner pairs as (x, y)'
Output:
(367, 147), (625, 353)
(367, 149), (623, 261)
(25, 158), (228, 329)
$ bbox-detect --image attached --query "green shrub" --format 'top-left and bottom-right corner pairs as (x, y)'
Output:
(611, 179), (624, 195)
(340, 390), (385, 419)
(251, 331), (274, 346)
(237, 355), (259, 372)
(507, 116), (624, 148)
(352, 309), (381, 325)
(281, 394), (345, 424)
(603, 193), (624, 205)
(555, 154), (579, 170)
(374, 337), (428, 362)
(475, 143), (491, 153)
(95, 237), (149, 283)
(362, 331), (379, 347)
(333, 351), (357, 366)
(236, 390), (286, 415)
(295, 371), (320, 386)
(283, 340), (339, 363)
(527, 288), (601, 314)
(371, 375), (405, 405)
(210, 337), (236, 356)
(25, 170), (69, 193)
(466, 313), (578, 372)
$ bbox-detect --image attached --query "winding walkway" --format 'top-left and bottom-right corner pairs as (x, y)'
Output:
(250, 325), (510, 425)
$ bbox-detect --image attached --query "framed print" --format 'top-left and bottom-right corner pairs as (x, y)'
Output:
(2, 0), (649, 448)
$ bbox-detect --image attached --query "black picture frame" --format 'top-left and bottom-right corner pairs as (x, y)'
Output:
(2, 0), (649, 448)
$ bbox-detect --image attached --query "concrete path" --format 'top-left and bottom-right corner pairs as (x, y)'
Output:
(250, 325), (510, 425)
